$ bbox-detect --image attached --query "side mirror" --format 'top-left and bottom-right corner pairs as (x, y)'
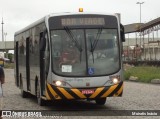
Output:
(120, 24), (125, 42)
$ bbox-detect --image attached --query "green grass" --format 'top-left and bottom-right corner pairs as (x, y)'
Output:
(4, 63), (14, 69)
(124, 66), (160, 83)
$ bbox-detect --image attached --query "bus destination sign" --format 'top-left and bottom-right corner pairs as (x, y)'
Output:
(61, 18), (105, 26)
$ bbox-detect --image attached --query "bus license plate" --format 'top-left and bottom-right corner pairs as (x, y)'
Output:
(82, 90), (94, 94)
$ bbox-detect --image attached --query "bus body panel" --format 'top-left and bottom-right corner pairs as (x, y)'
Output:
(15, 21), (47, 96)
(14, 12), (124, 103)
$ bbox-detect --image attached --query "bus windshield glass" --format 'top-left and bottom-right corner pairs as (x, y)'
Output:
(51, 28), (120, 76)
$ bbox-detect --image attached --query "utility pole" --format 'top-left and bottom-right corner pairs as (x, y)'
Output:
(136, 2), (144, 43)
(136, 1), (144, 60)
(4, 32), (7, 53)
(1, 17), (4, 52)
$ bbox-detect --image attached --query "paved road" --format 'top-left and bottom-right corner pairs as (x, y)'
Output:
(1, 69), (160, 119)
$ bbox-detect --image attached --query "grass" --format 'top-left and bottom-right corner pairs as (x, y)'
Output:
(124, 66), (160, 83)
(4, 62), (14, 69)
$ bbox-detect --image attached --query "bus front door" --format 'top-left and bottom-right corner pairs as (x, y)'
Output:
(26, 37), (30, 91)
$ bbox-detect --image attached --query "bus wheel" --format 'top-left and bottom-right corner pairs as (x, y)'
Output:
(95, 98), (106, 105)
(36, 82), (45, 106)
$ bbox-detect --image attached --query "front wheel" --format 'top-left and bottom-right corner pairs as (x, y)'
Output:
(95, 98), (106, 105)
(36, 82), (45, 106)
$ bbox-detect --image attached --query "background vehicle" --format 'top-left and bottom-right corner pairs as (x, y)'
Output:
(14, 12), (125, 106)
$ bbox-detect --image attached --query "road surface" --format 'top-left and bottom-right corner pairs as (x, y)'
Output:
(1, 69), (160, 119)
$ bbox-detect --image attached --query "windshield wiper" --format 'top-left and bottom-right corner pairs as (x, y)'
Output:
(90, 28), (103, 63)
(64, 27), (83, 62)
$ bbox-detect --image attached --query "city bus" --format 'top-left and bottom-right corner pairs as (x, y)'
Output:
(14, 12), (125, 106)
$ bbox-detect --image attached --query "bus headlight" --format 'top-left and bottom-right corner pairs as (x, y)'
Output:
(53, 81), (62, 86)
(112, 78), (119, 84)
(110, 75), (120, 85)
(55, 81), (62, 86)
(53, 80), (70, 87)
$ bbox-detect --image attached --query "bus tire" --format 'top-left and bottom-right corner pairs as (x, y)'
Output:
(20, 79), (28, 98)
(36, 82), (45, 106)
(95, 98), (106, 105)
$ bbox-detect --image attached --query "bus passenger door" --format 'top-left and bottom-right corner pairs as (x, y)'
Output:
(15, 41), (19, 87)
(26, 37), (30, 91)
(40, 32), (46, 95)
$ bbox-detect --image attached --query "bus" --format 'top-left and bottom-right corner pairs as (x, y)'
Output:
(14, 12), (125, 106)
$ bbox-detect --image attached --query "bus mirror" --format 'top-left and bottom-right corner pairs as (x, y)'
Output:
(120, 24), (125, 42)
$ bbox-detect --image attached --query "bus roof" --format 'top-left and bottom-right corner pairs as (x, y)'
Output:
(14, 17), (45, 36)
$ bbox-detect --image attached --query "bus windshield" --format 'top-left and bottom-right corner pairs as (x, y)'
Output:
(51, 28), (120, 76)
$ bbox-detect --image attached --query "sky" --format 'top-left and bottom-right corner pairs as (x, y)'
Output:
(0, 0), (160, 41)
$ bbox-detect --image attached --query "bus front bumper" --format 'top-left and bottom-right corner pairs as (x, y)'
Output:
(45, 81), (123, 100)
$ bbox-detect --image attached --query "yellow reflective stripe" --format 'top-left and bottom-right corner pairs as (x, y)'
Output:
(117, 83), (123, 95)
(47, 84), (61, 99)
(71, 89), (86, 98)
(57, 87), (74, 99)
(46, 90), (51, 100)
(89, 87), (105, 98)
(101, 84), (118, 98)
